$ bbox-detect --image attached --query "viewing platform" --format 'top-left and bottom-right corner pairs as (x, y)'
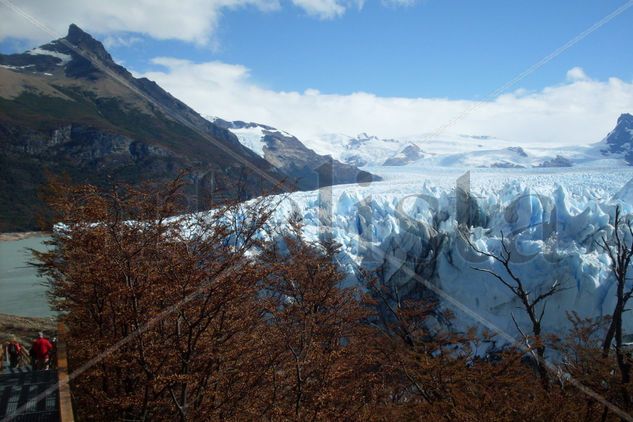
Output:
(0, 323), (73, 422)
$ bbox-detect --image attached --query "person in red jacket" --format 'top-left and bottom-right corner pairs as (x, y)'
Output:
(31, 332), (53, 370)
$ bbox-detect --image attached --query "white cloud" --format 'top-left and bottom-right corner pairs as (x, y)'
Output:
(139, 61), (633, 146)
(566, 66), (589, 82)
(290, 0), (363, 19)
(0, 0), (281, 46)
(102, 35), (143, 49)
(381, 0), (417, 8)
(0, 0), (398, 46)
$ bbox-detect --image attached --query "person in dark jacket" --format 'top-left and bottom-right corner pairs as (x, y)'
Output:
(31, 332), (53, 370)
(6, 335), (23, 368)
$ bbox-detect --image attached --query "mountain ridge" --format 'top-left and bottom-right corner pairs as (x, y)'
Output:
(601, 113), (633, 163)
(292, 114), (633, 169)
(0, 24), (374, 231)
(211, 118), (377, 189)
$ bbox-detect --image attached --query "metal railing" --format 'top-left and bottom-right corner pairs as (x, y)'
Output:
(0, 322), (75, 421)
(56, 322), (74, 422)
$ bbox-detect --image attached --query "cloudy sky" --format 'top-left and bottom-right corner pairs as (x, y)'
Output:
(1, 0), (633, 145)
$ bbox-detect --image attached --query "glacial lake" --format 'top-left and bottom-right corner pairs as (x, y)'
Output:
(0, 235), (53, 317)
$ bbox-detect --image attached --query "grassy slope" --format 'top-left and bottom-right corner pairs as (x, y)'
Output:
(0, 313), (56, 347)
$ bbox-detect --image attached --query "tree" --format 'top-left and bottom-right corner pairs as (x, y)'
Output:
(32, 176), (630, 420)
(552, 312), (633, 421)
(465, 231), (563, 388)
(363, 272), (578, 420)
(34, 176), (278, 420)
(598, 205), (633, 409)
(255, 218), (380, 420)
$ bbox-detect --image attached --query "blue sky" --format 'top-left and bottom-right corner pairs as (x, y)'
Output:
(2, 0), (632, 99)
(105, 0), (633, 99)
(1, 0), (633, 143)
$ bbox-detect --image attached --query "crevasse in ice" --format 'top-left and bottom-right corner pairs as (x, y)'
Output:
(269, 167), (633, 338)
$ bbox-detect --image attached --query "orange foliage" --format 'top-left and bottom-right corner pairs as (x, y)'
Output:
(33, 178), (633, 421)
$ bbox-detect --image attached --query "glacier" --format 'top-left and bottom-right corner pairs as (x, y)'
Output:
(267, 166), (633, 341)
(210, 112), (633, 170)
(214, 119), (631, 169)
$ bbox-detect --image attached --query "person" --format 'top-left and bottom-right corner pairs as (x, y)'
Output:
(6, 335), (23, 368)
(29, 343), (36, 368)
(31, 332), (54, 370)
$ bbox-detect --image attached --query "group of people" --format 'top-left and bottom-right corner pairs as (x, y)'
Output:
(3, 332), (55, 370)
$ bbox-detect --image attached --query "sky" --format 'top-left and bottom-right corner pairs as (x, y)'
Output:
(1, 0), (633, 145)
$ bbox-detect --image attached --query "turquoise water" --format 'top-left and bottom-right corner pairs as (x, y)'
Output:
(0, 236), (53, 317)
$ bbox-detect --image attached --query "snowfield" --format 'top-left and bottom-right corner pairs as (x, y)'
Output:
(300, 132), (630, 168)
(207, 113), (633, 341)
(268, 166), (633, 340)
(27, 46), (72, 65)
(225, 125), (294, 159)
(217, 117), (631, 169)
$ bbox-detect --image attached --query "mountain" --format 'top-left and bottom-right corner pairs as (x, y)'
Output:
(296, 131), (543, 168)
(308, 133), (414, 167)
(210, 118), (378, 190)
(601, 113), (633, 164)
(383, 143), (426, 166)
(300, 115), (633, 170)
(0, 24), (373, 231)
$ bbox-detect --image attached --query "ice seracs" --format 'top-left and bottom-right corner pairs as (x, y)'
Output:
(193, 112), (633, 343)
(263, 166), (633, 341)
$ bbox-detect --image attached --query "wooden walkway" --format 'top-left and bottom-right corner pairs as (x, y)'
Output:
(1, 323), (73, 421)
(0, 366), (59, 421)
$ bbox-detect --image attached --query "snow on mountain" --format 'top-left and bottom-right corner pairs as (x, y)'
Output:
(206, 117), (292, 158)
(383, 143), (426, 166)
(26, 45), (72, 65)
(205, 113), (633, 170)
(407, 143), (627, 169)
(225, 125), (268, 158)
(207, 117), (380, 190)
(600, 113), (633, 164)
(298, 115), (633, 169)
(296, 132), (520, 167)
(314, 133), (410, 167)
(211, 118), (429, 168)
(264, 165), (633, 340)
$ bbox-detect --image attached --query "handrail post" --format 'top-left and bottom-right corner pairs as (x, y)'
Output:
(57, 321), (75, 422)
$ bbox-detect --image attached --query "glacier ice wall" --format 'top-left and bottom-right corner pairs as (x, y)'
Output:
(270, 167), (633, 340)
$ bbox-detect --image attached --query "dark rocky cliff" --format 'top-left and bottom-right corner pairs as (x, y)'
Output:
(0, 25), (374, 231)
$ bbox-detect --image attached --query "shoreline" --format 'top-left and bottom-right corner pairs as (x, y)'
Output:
(0, 231), (50, 241)
(0, 313), (56, 345)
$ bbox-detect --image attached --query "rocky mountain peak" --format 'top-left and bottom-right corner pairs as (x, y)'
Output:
(383, 143), (425, 166)
(600, 113), (633, 164)
(355, 132), (378, 142)
(66, 23), (89, 41)
(617, 113), (633, 127)
(63, 23), (113, 62)
(0, 24), (125, 79)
